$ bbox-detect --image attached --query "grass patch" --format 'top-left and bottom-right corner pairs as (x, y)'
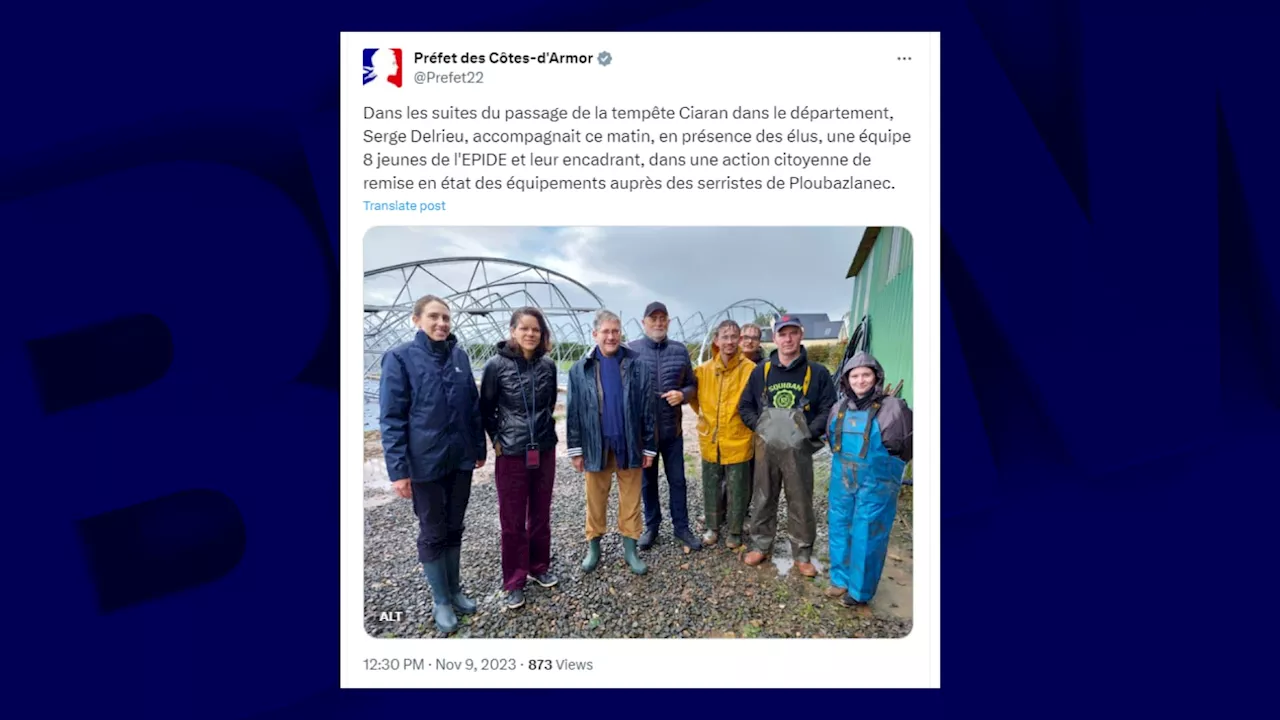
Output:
(799, 600), (821, 622)
(742, 624), (762, 639)
(684, 452), (699, 477)
(815, 461), (831, 496)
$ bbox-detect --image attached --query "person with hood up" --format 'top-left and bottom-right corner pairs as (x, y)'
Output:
(825, 352), (913, 607)
(480, 307), (561, 611)
(737, 315), (837, 576)
(689, 320), (756, 548)
(379, 295), (486, 635)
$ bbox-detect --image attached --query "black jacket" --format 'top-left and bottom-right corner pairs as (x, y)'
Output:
(379, 332), (485, 482)
(479, 342), (559, 455)
(738, 345), (837, 441)
(626, 335), (697, 443)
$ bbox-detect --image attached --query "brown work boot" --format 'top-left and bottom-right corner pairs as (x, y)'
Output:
(795, 561), (818, 578)
(744, 551), (769, 566)
(824, 584), (848, 598)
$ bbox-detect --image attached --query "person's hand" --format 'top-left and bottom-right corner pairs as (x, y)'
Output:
(475, 459), (485, 469)
(572, 457), (584, 473)
(393, 478), (412, 498)
(643, 455), (654, 469)
(663, 390), (684, 406)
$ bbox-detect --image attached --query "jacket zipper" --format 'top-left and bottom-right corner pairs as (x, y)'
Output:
(654, 343), (661, 447)
(714, 362), (722, 451)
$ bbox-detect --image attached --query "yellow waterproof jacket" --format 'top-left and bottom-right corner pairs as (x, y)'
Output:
(690, 347), (756, 464)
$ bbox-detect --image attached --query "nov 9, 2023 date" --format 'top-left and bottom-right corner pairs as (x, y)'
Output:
(362, 657), (594, 672)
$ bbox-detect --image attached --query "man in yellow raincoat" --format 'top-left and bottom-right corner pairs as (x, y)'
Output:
(689, 320), (756, 548)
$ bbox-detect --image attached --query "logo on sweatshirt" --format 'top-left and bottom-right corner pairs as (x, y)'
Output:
(769, 381), (806, 410)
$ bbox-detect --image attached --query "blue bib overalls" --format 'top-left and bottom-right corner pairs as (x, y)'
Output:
(827, 403), (907, 602)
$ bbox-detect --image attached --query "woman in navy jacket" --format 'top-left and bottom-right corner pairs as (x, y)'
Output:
(379, 295), (486, 635)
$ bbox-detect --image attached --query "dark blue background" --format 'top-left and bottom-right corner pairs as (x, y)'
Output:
(2, 1), (1270, 714)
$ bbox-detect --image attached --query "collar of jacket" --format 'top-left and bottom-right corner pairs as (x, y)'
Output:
(639, 335), (669, 350)
(415, 330), (457, 356)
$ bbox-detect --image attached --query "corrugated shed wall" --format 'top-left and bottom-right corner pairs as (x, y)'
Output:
(849, 227), (914, 405)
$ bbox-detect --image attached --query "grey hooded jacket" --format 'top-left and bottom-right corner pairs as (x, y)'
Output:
(828, 352), (912, 462)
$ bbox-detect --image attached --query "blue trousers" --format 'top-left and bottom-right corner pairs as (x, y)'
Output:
(641, 434), (691, 533)
(828, 459), (901, 602)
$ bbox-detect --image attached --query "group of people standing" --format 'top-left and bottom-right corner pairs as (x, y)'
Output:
(378, 295), (913, 635)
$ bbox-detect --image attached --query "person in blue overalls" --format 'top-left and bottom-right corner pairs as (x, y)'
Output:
(825, 352), (913, 607)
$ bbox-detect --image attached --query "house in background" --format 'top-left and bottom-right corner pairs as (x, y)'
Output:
(847, 226), (913, 405)
(759, 313), (846, 345)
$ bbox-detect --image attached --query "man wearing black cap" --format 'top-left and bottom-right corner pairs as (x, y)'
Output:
(737, 314), (837, 576)
(628, 301), (702, 551)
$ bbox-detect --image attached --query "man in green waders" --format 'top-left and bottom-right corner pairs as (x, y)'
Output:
(737, 315), (837, 577)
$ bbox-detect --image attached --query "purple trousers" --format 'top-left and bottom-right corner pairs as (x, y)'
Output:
(494, 449), (556, 591)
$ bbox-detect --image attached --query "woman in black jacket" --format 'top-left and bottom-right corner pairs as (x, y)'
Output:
(479, 307), (560, 610)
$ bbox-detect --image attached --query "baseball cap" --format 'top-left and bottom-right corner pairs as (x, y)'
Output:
(644, 301), (669, 318)
(773, 315), (803, 332)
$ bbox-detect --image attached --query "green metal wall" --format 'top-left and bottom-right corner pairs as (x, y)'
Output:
(849, 227), (914, 405)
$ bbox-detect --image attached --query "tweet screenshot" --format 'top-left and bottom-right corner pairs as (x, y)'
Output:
(341, 32), (940, 689)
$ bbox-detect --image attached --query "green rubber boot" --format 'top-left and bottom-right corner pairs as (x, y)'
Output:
(444, 546), (476, 615)
(622, 537), (648, 575)
(581, 538), (601, 573)
(422, 559), (458, 634)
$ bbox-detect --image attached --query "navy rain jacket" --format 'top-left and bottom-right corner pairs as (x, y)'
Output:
(566, 344), (658, 472)
(379, 331), (485, 482)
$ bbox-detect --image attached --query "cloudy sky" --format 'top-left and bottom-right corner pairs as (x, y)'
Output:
(363, 226), (865, 334)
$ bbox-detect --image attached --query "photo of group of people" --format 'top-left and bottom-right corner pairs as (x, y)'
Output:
(363, 226), (915, 639)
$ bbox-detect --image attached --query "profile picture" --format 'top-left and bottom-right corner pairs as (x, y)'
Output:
(362, 48), (402, 87)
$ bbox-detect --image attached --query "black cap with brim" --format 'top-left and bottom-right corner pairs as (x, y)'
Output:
(644, 302), (669, 318)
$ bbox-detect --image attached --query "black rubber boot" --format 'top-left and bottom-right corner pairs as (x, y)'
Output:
(638, 527), (658, 550)
(444, 546), (476, 615)
(622, 537), (648, 575)
(581, 538), (601, 573)
(422, 559), (459, 633)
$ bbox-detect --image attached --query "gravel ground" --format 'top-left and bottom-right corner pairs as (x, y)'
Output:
(364, 406), (913, 639)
